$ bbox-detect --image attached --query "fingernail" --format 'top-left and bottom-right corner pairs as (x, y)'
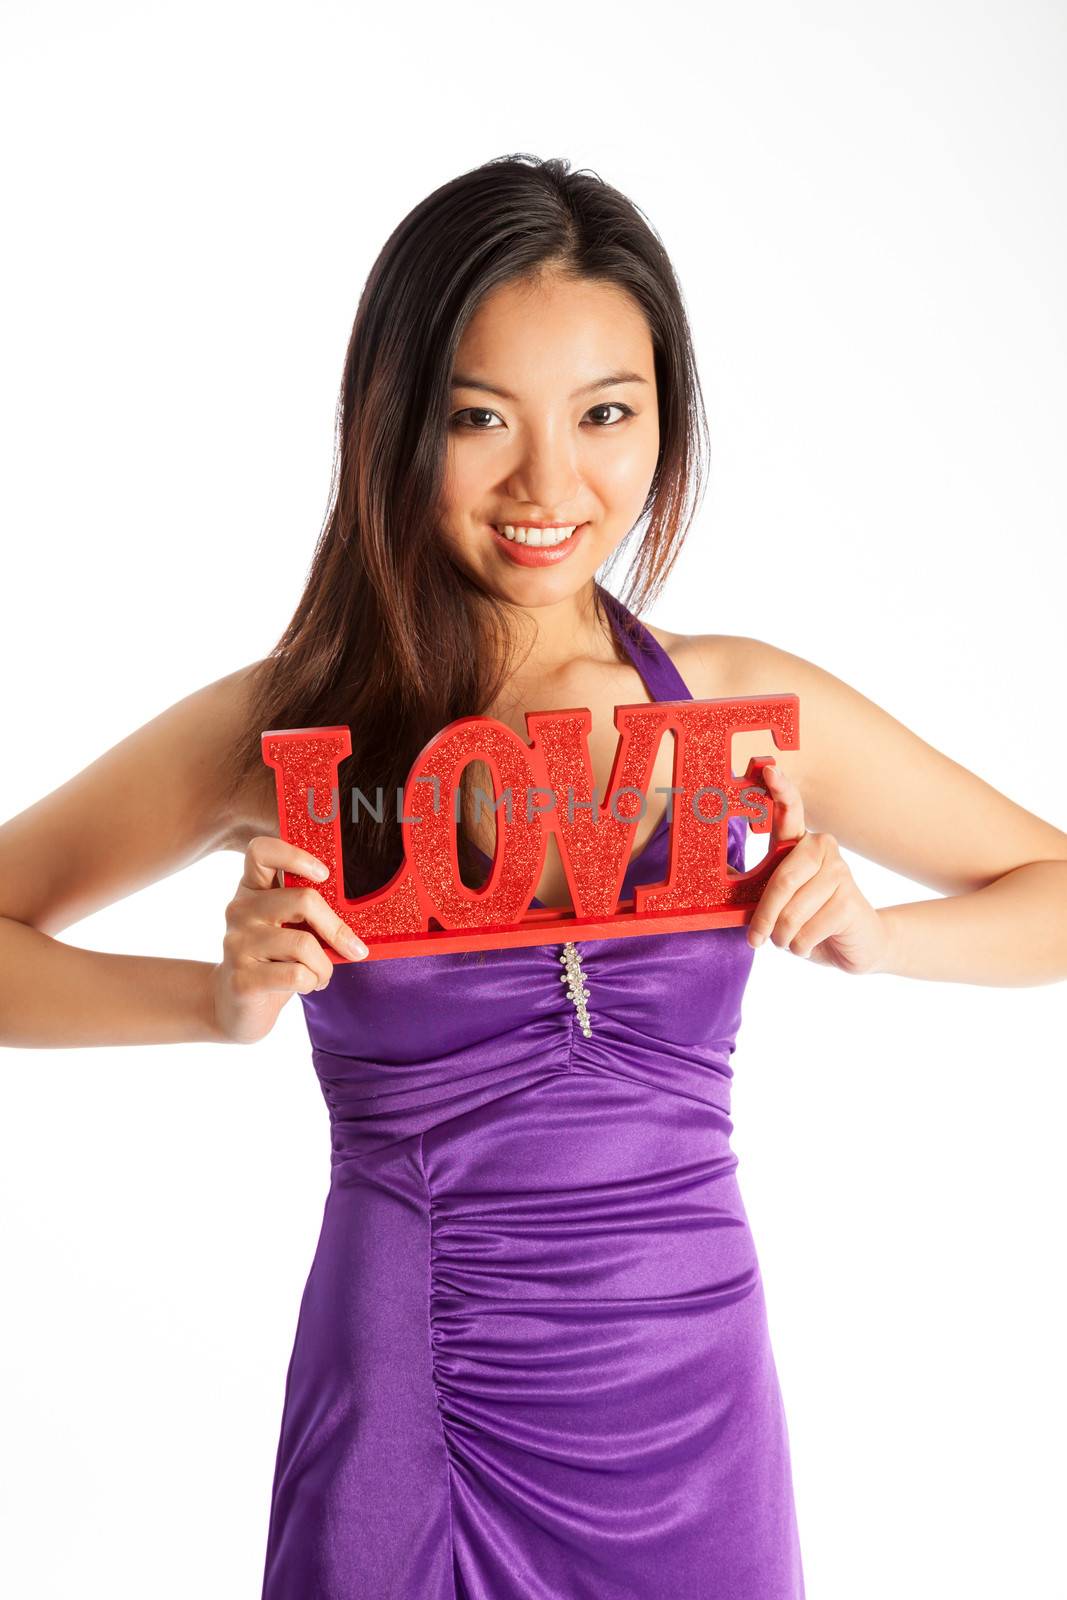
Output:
(310, 862), (330, 881)
(341, 929), (368, 958)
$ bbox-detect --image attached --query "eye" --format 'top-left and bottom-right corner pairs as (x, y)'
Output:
(584, 402), (634, 427)
(449, 407), (503, 431)
(448, 402), (635, 431)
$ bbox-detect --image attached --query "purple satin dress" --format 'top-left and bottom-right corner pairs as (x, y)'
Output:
(261, 588), (805, 1598)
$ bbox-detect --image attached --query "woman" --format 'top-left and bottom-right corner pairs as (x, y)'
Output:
(2, 154), (1064, 1599)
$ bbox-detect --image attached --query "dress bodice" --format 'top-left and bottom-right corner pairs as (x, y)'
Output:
(297, 587), (755, 1169)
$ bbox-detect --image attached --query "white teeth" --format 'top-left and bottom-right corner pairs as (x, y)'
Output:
(497, 523), (579, 546)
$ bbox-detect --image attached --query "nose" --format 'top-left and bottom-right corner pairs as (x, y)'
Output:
(503, 428), (582, 516)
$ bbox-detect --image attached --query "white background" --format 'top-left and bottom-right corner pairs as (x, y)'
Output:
(1, 2), (1065, 1595)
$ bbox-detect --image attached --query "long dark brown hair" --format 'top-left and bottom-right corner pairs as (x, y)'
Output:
(223, 153), (710, 900)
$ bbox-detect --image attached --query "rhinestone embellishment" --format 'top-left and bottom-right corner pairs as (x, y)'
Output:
(559, 941), (592, 1036)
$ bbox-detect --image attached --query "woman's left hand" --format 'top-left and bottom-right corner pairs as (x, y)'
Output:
(747, 762), (891, 976)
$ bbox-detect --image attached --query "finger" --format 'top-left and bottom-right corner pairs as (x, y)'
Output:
(788, 884), (850, 961)
(241, 834), (331, 892)
(761, 869), (836, 955)
(255, 926), (337, 989)
(262, 884), (368, 960)
(761, 762), (806, 846)
(747, 844), (821, 947)
(239, 958), (322, 996)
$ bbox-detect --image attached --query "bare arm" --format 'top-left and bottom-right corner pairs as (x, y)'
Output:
(0, 666), (267, 1048)
(0, 922), (224, 1048)
(704, 634), (1067, 986)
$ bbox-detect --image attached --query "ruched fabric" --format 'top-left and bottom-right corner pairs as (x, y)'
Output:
(261, 588), (805, 1599)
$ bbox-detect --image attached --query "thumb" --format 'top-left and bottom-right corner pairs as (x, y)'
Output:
(759, 761), (806, 845)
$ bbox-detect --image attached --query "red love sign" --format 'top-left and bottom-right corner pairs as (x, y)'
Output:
(262, 693), (800, 961)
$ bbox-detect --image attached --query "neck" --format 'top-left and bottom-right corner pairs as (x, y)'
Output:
(502, 583), (619, 680)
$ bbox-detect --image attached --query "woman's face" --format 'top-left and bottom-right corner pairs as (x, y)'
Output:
(438, 269), (660, 604)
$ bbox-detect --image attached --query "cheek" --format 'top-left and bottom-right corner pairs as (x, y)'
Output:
(440, 439), (486, 514)
(435, 461), (479, 560)
(592, 432), (659, 506)
(437, 448), (459, 515)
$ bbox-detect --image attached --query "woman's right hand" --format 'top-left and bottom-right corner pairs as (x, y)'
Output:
(210, 835), (368, 1044)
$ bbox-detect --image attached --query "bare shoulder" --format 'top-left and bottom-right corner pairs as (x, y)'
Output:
(0, 658), (276, 935)
(202, 660), (280, 850)
(655, 627), (790, 708)
(656, 628), (751, 699)
(665, 630), (1067, 892)
(665, 629), (823, 789)
(141, 657), (277, 850)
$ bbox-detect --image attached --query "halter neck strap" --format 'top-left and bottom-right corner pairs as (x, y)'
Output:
(598, 586), (694, 703)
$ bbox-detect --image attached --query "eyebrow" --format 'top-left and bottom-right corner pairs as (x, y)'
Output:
(449, 370), (649, 401)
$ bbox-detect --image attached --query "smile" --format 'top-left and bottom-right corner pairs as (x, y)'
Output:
(495, 523), (580, 547)
(487, 522), (589, 567)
